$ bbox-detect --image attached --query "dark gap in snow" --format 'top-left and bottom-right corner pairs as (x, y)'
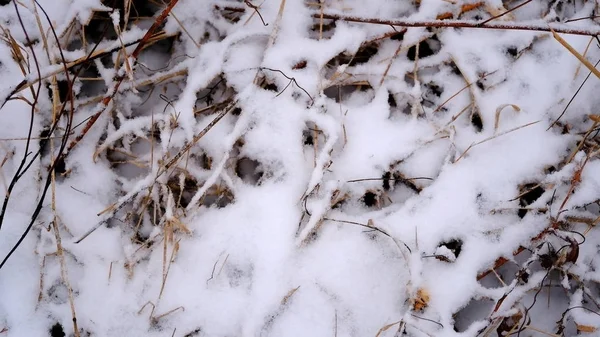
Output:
(257, 75), (279, 93)
(437, 238), (463, 260)
(39, 128), (51, 157)
(309, 19), (336, 40)
(388, 92), (397, 108)
(347, 42), (379, 66)
(137, 34), (177, 72)
(303, 129), (314, 146)
(362, 191), (378, 208)
(391, 31), (405, 40)
(45, 79), (71, 103)
(506, 46), (518, 58)
(77, 62), (107, 99)
(323, 82), (374, 104)
(518, 183), (545, 218)
(49, 322), (65, 337)
(183, 327), (203, 337)
(303, 122), (325, 149)
(217, 7), (243, 24)
(53, 157), (67, 176)
(101, 0), (161, 29)
(452, 298), (494, 332)
(361, 190), (392, 209)
(325, 41), (379, 68)
(197, 152), (212, 170)
(235, 157), (264, 185)
(201, 184), (235, 208)
(382, 171), (393, 191)
(109, 153), (149, 180)
(0, 0), (10, 6)
(471, 110), (483, 132)
(475, 79), (485, 91)
(407, 36), (440, 61)
(85, 11), (118, 44)
(195, 75), (229, 110)
(422, 82), (444, 107)
(167, 175), (198, 209)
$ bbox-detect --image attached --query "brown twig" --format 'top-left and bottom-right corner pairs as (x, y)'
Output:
(316, 13), (600, 36)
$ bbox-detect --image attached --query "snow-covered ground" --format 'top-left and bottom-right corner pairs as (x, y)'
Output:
(1, 0), (600, 336)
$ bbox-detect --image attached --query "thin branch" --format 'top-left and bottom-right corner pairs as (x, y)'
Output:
(317, 13), (600, 36)
(479, 0), (532, 25)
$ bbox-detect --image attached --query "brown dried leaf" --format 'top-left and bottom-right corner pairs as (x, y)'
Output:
(292, 60), (307, 70)
(412, 288), (430, 311)
(576, 324), (597, 333)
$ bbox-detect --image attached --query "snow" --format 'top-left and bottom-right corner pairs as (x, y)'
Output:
(2, 0), (600, 336)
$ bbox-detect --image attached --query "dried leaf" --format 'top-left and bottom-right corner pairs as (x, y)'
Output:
(292, 60), (307, 70)
(375, 320), (402, 337)
(576, 324), (597, 333)
(494, 104), (521, 132)
(412, 288), (430, 311)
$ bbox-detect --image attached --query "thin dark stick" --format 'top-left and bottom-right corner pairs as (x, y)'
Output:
(0, 0), (44, 232)
(216, 5), (600, 36)
(548, 58), (600, 130)
(245, 1), (268, 26)
(479, 0), (532, 25)
(260, 67), (314, 104)
(323, 217), (412, 253)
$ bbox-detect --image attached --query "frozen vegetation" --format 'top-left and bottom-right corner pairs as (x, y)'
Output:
(1, 0), (600, 336)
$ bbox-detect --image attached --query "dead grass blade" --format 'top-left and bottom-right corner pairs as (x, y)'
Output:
(552, 29), (600, 79)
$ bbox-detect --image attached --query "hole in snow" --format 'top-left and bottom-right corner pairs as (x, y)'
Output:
(256, 75), (279, 93)
(323, 82), (375, 105)
(324, 41), (379, 68)
(235, 157), (264, 185)
(346, 42), (379, 66)
(101, 0), (161, 29)
(53, 157), (67, 177)
(195, 76), (231, 111)
(453, 298), (494, 332)
(362, 191), (378, 208)
(77, 63), (106, 99)
(84, 10), (119, 44)
(518, 183), (545, 218)
(471, 110), (483, 132)
(422, 81), (444, 108)
(167, 175), (198, 209)
(388, 92), (397, 109)
(302, 122), (325, 149)
(436, 238), (463, 262)
(183, 327), (203, 337)
(407, 36), (441, 61)
(309, 19), (336, 40)
(361, 190), (391, 209)
(39, 128), (51, 158)
(199, 184), (235, 208)
(49, 322), (65, 337)
(506, 46), (519, 58)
